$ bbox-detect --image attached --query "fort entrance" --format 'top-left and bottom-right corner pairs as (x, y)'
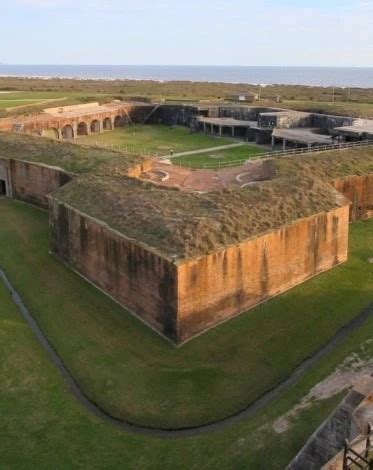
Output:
(0, 161), (9, 197)
(0, 179), (6, 196)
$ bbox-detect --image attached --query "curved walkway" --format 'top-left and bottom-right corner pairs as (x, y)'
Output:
(1, 266), (372, 439)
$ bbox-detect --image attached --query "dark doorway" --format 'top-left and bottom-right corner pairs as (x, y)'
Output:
(0, 179), (7, 196)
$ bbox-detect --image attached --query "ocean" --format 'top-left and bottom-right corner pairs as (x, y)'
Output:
(0, 65), (372, 88)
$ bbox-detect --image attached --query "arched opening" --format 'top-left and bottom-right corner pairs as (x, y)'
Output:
(61, 125), (74, 140)
(43, 128), (59, 139)
(90, 119), (101, 133)
(103, 117), (112, 131)
(114, 115), (123, 128)
(77, 122), (88, 136)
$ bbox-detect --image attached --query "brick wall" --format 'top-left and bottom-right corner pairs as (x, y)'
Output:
(10, 159), (74, 209)
(331, 174), (373, 221)
(177, 205), (350, 342)
(49, 200), (178, 342)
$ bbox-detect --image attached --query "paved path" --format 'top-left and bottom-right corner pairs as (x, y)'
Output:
(161, 142), (246, 159)
(1, 266), (372, 438)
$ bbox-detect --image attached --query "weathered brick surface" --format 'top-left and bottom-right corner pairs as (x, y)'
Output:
(10, 160), (74, 209)
(49, 200), (178, 342)
(177, 205), (350, 342)
(331, 174), (373, 221)
(48, 199), (349, 344)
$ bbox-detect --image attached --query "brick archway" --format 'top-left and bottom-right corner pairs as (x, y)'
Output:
(77, 122), (89, 136)
(43, 127), (59, 139)
(90, 119), (100, 133)
(114, 115), (123, 128)
(103, 117), (112, 131)
(61, 125), (74, 140)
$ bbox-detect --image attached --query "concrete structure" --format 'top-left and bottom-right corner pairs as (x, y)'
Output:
(226, 91), (258, 103)
(288, 376), (373, 470)
(332, 118), (373, 142)
(271, 128), (333, 150)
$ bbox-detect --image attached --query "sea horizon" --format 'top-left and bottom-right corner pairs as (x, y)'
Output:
(0, 64), (372, 88)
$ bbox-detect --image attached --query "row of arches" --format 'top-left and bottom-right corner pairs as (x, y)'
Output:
(47, 115), (125, 140)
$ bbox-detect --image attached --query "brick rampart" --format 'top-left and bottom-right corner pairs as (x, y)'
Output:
(331, 174), (373, 221)
(49, 200), (178, 342)
(10, 159), (75, 208)
(177, 205), (350, 342)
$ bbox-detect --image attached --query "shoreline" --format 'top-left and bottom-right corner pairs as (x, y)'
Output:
(0, 65), (373, 89)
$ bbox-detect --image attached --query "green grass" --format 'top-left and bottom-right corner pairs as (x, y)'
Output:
(78, 124), (234, 155)
(0, 131), (145, 174)
(172, 144), (265, 168)
(281, 100), (373, 119)
(0, 199), (372, 432)
(1, 231), (372, 468)
(0, 99), (52, 109)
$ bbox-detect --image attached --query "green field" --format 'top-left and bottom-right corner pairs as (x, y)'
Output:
(0, 199), (372, 430)
(0, 99), (51, 109)
(172, 144), (265, 168)
(0, 199), (372, 468)
(281, 100), (373, 119)
(78, 124), (235, 155)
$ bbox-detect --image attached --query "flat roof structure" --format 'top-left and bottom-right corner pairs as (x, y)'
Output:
(272, 128), (333, 147)
(333, 120), (373, 139)
(197, 117), (256, 128)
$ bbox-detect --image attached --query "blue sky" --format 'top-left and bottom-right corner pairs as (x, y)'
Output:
(1, 0), (372, 66)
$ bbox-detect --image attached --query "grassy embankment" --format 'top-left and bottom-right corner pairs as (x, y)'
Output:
(0, 199), (372, 468)
(0, 199), (372, 430)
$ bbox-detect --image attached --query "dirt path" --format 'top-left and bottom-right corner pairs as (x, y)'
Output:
(1, 266), (372, 438)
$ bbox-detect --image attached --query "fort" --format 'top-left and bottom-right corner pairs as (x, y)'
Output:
(0, 101), (372, 344)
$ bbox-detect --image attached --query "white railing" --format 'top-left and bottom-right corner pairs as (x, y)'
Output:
(173, 140), (373, 170)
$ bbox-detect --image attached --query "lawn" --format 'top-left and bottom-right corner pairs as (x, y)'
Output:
(0, 99), (53, 109)
(0, 199), (372, 432)
(281, 100), (373, 119)
(77, 124), (234, 155)
(172, 143), (265, 168)
(1, 230), (372, 469)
